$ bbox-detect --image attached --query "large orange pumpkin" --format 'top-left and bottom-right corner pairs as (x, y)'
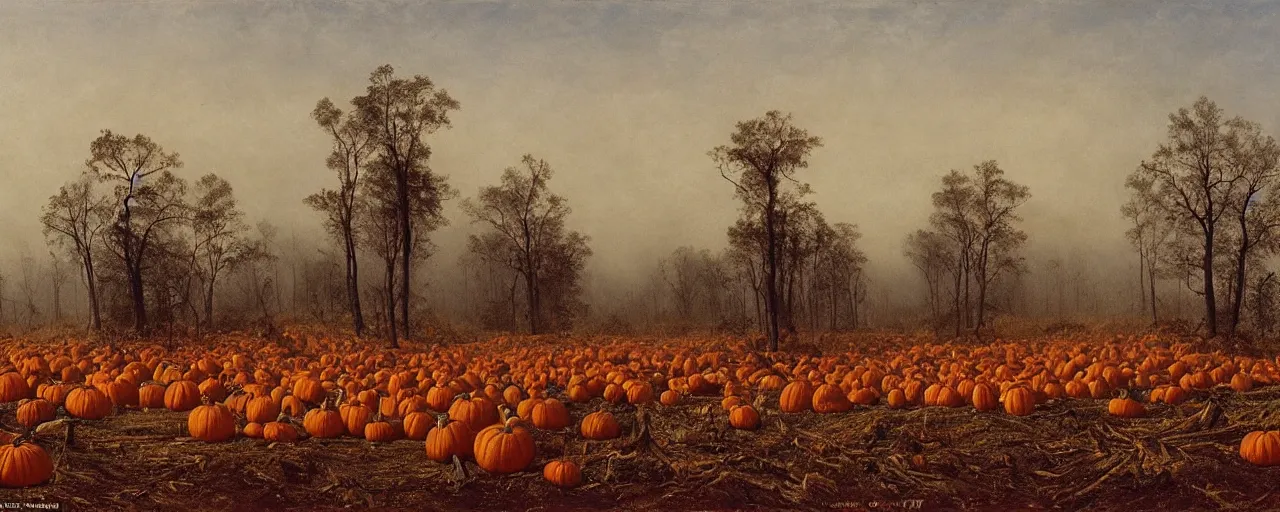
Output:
(473, 418), (535, 474)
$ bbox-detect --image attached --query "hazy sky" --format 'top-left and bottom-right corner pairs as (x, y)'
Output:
(3, 0), (1280, 291)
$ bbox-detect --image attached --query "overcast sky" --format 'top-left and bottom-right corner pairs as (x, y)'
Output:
(3, 0), (1279, 291)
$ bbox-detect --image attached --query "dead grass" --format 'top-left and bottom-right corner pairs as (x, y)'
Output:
(3, 383), (1279, 512)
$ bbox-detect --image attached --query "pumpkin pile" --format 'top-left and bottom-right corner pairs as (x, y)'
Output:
(3, 330), (1280, 490)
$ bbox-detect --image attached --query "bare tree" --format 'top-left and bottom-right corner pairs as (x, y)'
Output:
(306, 97), (375, 337)
(1136, 98), (1241, 337)
(1221, 121), (1280, 336)
(659, 247), (703, 325)
(711, 111), (822, 351)
(1123, 172), (1178, 323)
(86, 130), (186, 333)
(352, 64), (460, 337)
(191, 174), (255, 327)
(462, 155), (592, 334)
(41, 173), (112, 330)
(905, 229), (952, 328)
(17, 250), (41, 327)
(969, 161), (1030, 332)
(48, 252), (69, 324)
(930, 170), (977, 335)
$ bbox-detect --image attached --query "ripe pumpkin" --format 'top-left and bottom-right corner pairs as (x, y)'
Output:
(1108, 398), (1145, 418)
(425, 386), (454, 412)
(1240, 430), (1280, 466)
(812, 384), (851, 414)
(1161, 386), (1187, 405)
(779, 380), (814, 413)
(0, 436), (53, 488)
(659, 389), (680, 406)
(138, 384), (165, 409)
(543, 459), (582, 488)
(886, 389), (908, 410)
(502, 385), (523, 407)
(602, 383), (624, 404)
(292, 377), (326, 404)
(971, 383), (998, 412)
(188, 400), (236, 442)
(303, 399), (345, 438)
(364, 413), (399, 443)
(531, 398), (571, 430)
(243, 422), (264, 439)
(626, 382), (654, 405)
(39, 383), (71, 406)
(339, 400), (373, 438)
(729, 405), (760, 430)
(581, 410), (621, 440)
(65, 386), (112, 420)
(16, 399), (56, 429)
(474, 418), (535, 474)
(264, 416), (299, 443)
(402, 411), (433, 441)
(426, 415), (475, 462)
(246, 396), (281, 424)
(1003, 387), (1035, 417)
(1230, 373), (1253, 393)
(0, 372), (31, 403)
(850, 388), (878, 406)
(164, 381), (201, 412)
(937, 386), (964, 408)
(106, 380), (140, 409)
(449, 393), (500, 433)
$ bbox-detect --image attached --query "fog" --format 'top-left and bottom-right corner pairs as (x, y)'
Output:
(2, 1), (1279, 332)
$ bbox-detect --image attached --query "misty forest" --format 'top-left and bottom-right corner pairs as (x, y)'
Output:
(3, 2), (1280, 511)
(20, 77), (1280, 348)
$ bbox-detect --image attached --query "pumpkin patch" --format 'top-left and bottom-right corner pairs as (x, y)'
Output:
(1, 329), (1279, 509)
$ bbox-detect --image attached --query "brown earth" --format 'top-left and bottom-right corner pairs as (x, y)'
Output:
(4, 383), (1279, 512)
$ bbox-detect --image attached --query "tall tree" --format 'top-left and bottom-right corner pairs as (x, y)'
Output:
(190, 174), (254, 326)
(905, 229), (952, 328)
(462, 155), (592, 334)
(711, 111), (822, 351)
(352, 64), (460, 338)
(1122, 173), (1176, 323)
(41, 173), (111, 330)
(1136, 97), (1266, 337)
(1222, 120), (1280, 336)
(85, 131), (185, 333)
(306, 97), (375, 337)
(930, 170), (977, 335)
(969, 161), (1030, 332)
(356, 161), (453, 347)
(48, 252), (69, 324)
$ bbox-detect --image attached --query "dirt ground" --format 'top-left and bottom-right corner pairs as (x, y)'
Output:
(4, 382), (1279, 512)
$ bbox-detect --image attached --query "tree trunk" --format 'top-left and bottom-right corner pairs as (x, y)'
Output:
(83, 249), (101, 330)
(975, 243), (989, 334)
(763, 188), (781, 351)
(396, 171), (412, 340)
(953, 255), (963, 337)
(129, 262), (146, 334)
(524, 268), (540, 335)
(1138, 250), (1146, 313)
(962, 254), (972, 330)
(1203, 222), (1218, 337)
(1149, 258), (1159, 324)
(1230, 215), (1250, 338)
(385, 260), (398, 349)
(344, 230), (365, 337)
(204, 279), (215, 327)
